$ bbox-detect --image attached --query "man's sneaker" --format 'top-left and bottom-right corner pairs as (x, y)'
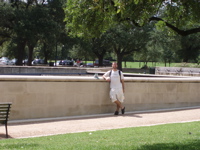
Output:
(121, 107), (125, 114)
(114, 111), (119, 115)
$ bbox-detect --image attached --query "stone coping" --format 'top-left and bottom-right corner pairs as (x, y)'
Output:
(0, 75), (199, 83)
(0, 65), (110, 70)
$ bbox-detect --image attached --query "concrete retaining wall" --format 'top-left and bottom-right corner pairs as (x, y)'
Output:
(0, 66), (88, 75)
(0, 75), (200, 121)
(156, 67), (200, 76)
(0, 66), (148, 75)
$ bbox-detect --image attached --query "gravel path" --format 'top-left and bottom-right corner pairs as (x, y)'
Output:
(1, 107), (200, 139)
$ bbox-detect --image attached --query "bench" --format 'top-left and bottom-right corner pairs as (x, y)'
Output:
(0, 103), (12, 138)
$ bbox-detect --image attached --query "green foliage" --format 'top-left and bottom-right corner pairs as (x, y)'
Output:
(174, 62), (200, 68)
(155, 21), (166, 31)
(176, 34), (200, 63)
(163, 0), (200, 28)
(65, 0), (200, 38)
(0, 0), (69, 65)
(104, 24), (151, 70)
(0, 122), (200, 149)
(1, 0), (200, 65)
(90, 34), (111, 65)
(69, 39), (94, 61)
(0, 4), (14, 47)
(64, 0), (200, 67)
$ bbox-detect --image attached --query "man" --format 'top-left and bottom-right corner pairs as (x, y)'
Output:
(103, 62), (125, 115)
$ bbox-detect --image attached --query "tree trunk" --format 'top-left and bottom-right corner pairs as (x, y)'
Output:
(27, 44), (34, 66)
(164, 60), (167, 67)
(183, 58), (189, 62)
(43, 43), (48, 64)
(93, 51), (105, 67)
(117, 53), (123, 71)
(98, 55), (104, 67)
(16, 40), (26, 66)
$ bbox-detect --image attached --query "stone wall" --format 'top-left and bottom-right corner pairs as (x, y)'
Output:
(0, 66), (148, 75)
(156, 67), (200, 76)
(0, 66), (88, 75)
(0, 75), (199, 121)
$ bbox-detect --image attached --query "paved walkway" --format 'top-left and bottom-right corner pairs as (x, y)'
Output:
(1, 107), (200, 139)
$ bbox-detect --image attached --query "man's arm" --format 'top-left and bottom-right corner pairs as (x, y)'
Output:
(102, 74), (107, 80)
(102, 71), (110, 82)
(120, 71), (125, 93)
(121, 79), (125, 93)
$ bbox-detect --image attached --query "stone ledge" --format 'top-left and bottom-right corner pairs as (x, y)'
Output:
(0, 75), (199, 120)
(0, 75), (199, 83)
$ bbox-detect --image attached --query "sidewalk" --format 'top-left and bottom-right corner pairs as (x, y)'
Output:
(1, 107), (200, 139)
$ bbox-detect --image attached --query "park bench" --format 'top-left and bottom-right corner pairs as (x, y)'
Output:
(0, 102), (12, 138)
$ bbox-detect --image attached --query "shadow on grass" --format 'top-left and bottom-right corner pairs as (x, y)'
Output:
(137, 140), (200, 150)
(2, 143), (40, 149)
(0, 134), (13, 139)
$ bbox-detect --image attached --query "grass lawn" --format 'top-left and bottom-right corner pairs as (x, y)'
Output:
(0, 121), (200, 150)
(121, 62), (178, 68)
(86, 61), (176, 68)
(122, 62), (200, 68)
(86, 61), (199, 69)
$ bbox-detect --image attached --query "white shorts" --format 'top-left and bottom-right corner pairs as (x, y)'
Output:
(110, 88), (125, 103)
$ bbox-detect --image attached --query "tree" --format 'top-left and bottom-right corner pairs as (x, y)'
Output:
(0, 11), (13, 50)
(147, 27), (179, 67)
(65, 0), (200, 38)
(162, 49), (174, 67)
(135, 45), (162, 68)
(0, 3), (16, 57)
(58, 32), (78, 60)
(105, 24), (149, 70)
(64, 0), (200, 69)
(26, 0), (66, 65)
(0, 0), (67, 65)
(69, 38), (94, 62)
(177, 34), (200, 63)
(123, 54), (134, 68)
(90, 33), (112, 66)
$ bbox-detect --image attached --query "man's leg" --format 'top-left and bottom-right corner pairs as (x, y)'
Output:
(114, 100), (123, 110)
(116, 102), (120, 111)
(113, 100), (120, 115)
(114, 100), (125, 114)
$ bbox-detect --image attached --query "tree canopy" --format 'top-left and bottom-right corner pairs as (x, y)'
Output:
(65, 0), (200, 37)
(105, 24), (150, 70)
(0, 0), (67, 65)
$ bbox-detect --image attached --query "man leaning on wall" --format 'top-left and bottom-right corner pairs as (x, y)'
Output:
(103, 62), (125, 115)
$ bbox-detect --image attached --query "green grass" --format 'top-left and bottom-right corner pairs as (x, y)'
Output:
(1, 121), (200, 150)
(86, 61), (176, 68)
(122, 62), (200, 68)
(86, 61), (199, 69)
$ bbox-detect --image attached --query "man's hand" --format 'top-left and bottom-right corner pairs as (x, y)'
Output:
(105, 77), (110, 82)
(103, 76), (110, 82)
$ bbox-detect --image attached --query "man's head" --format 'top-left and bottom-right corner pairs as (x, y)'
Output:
(112, 62), (118, 70)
